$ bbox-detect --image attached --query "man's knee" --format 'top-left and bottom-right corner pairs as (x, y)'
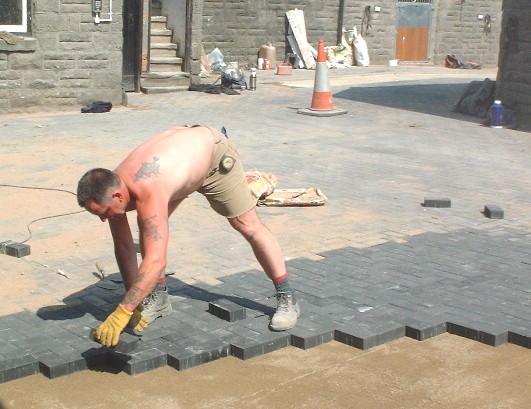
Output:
(229, 209), (263, 240)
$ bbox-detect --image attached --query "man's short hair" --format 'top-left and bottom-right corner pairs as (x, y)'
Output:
(77, 168), (120, 207)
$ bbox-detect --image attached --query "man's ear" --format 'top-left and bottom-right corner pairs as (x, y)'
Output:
(112, 191), (123, 201)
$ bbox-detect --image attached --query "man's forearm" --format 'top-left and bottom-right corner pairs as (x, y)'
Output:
(114, 245), (139, 290)
(121, 259), (165, 311)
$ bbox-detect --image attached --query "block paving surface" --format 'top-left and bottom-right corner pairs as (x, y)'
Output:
(0, 66), (529, 383)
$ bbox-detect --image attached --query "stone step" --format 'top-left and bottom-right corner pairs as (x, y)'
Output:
(149, 62), (183, 72)
(150, 48), (177, 58)
(151, 16), (167, 23)
(151, 35), (173, 44)
(140, 85), (189, 94)
(150, 56), (182, 65)
(142, 71), (189, 80)
(151, 21), (168, 31)
(140, 71), (189, 94)
(151, 43), (178, 50)
(150, 43), (179, 57)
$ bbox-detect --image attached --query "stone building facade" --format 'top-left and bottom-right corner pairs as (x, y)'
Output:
(0, 0), (507, 114)
(0, 0), (125, 113)
(495, 0), (531, 127)
(197, 0), (502, 68)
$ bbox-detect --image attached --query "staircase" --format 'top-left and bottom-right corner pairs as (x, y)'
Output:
(140, 15), (190, 94)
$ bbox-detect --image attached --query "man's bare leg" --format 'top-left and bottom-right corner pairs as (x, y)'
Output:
(228, 208), (300, 331)
(228, 208), (286, 280)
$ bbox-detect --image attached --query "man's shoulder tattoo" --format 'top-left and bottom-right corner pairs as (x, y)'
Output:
(134, 156), (160, 182)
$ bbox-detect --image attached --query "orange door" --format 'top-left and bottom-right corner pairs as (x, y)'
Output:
(395, 0), (433, 62)
(396, 27), (430, 61)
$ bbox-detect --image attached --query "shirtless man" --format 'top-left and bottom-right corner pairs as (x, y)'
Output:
(77, 125), (300, 347)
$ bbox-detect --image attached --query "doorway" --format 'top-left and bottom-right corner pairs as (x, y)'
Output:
(395, 0), (434, 62)
(122, 0), (142, 92)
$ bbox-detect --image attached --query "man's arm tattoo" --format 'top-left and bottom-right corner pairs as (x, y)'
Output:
(124, 286), (144, 306)
(133, 271), (146, 283)
(134, 157), (160, 182)
(139, 215), (164, 241)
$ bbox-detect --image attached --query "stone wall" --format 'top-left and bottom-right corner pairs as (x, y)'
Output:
(432, 0), (502, 66)
(496, 0), (531, 127)
(198, 0), (502, 68)
(0, 0), (124, 114)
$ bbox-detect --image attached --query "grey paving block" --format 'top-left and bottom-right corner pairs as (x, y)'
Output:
(168, 347), (205, 371)
(476, 324), (509, 347)
(230, 332), (289, 360)
(0, 240), (30, 257)
(483, 205), (504, 219)
(422, 198), (451, 208)
(446, 320), (480, 342)
(119, 348), (167, 376)
(33, 350), (73, 379)
(334, 324), (378, 350)
(262, 332), (291, 354)
(373, 321), (407, 345)
(208, 299), (247, 322)
(402, 318), (447, 341)
(0, 354), (39, 383)
(137, 326), (181, 342)
(182, 339), (230, 368)
(508, 331), (530, 349)
(156, 338), (229, 371)
(290, 326), (334, 350)
(161, 325), (207, 343)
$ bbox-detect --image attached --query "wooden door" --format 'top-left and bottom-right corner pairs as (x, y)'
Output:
(395, 0), (434, 62)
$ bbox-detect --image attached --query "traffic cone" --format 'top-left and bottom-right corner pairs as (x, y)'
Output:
(298, 39), (347, 117)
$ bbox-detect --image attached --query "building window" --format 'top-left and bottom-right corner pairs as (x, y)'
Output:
(0, 0), (29, 33)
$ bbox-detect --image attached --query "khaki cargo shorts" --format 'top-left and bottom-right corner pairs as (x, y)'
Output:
(197, 127), (256, 218)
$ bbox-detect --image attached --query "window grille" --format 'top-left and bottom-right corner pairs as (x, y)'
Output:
(0, 0), (29, 33)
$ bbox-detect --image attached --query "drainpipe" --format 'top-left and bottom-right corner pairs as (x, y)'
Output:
(337, 0), (346, 45)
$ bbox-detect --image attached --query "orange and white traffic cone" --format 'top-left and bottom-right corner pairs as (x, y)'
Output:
(298, 39), (347, 117)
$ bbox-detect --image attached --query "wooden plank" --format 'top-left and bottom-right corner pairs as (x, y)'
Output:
(286, 9), (316, 69)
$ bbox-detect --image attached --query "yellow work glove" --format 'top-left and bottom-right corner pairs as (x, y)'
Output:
(127, 305), (149, 332)
(94, 304), (132, 347)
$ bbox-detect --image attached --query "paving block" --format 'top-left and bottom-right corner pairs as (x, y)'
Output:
(0, 240), (30, 258)
(290, 326), (335, 350)
(477, 324), (509, 347)
(165, 344), (205, 371)
(483, 205), (504, 219)
(208, 299), (247, 322)
(230, 332), (289, 360)
(446, 321), (479, 342)
(119, 348), (167, 376)
(262, 332), (291, 354)
(78, 346), (109, 368)
(373, 321), (406, 345)
(403, 319), (447, 341)
(422, 197), (451, 208)
(0, 354), (39, 383)
(334, 324), (378, 350)
(181, 339), (230, 369)
(33, 350), (73, 379)
(508, 331), (530, 349)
